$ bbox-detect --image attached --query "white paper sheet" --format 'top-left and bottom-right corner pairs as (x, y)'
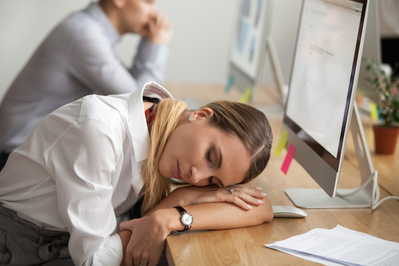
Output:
(265, 225), (399, 266)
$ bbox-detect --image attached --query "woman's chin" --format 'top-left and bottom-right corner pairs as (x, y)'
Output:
(161, 172), (175, 180)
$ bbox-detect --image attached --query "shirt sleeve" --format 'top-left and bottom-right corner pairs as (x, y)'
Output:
(67, 25), (168, 95)
(129, 37), (169, 87)
(45, 118), (123, 266)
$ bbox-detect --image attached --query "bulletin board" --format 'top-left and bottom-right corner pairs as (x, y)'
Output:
(226, 0), (272, 99)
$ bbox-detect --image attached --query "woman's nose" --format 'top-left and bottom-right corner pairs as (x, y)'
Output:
(190, 166), (210, 185)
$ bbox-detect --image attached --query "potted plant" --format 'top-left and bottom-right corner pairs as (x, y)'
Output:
(364, 58), (399, 155)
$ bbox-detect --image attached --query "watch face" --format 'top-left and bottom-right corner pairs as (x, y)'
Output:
(181, 213), (193, 225)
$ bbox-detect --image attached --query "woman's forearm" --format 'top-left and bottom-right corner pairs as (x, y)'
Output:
(156, 198), (273, 232)
(183, 200), (272, 230)
(146, 183), (268, 216)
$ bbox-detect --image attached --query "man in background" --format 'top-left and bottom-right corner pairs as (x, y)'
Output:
(0, 0), (172, 170)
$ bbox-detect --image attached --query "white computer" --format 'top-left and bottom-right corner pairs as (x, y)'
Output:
(282, 0), (381, 208)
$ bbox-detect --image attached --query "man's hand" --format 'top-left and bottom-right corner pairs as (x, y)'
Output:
(141, 12), (172, 46)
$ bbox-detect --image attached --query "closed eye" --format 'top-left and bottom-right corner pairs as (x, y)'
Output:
(207, 149), (212, 164)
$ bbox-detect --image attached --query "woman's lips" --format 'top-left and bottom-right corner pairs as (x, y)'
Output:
(174, 161), (181, 180)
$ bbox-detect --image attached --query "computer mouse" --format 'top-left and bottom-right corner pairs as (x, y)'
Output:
(272, 205), (307, 218)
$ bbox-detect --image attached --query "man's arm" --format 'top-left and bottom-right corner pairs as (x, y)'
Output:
(67, 23), (168, 95)
(129, 13), (172, 87)
(129, 37), (169, 87)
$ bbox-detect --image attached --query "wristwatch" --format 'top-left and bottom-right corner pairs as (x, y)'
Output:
(174, 206), (193, 232)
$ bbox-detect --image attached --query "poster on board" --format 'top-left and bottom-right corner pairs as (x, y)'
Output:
(227, 0), (271, 98)
(231, 0), (268, 79)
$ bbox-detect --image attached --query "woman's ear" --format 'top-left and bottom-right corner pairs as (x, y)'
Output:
(190, 108), (213, 120)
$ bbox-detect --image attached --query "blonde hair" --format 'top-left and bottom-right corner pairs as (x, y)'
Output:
(141, 98), (188, 215)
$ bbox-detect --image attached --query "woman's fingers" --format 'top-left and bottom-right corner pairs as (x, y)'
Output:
(133, 257), (140, 266)
(219, 186), (267, 210)
(120, 213), (169, 266)
(211, 189), (251, 210)
(124, 249), (133, 266)
(229, 193), (253, 210)
(232, 189), (264, 206)
(230, 185), (267, 200)
(136, 258), (149, 266)
(170, 184), (266, 209)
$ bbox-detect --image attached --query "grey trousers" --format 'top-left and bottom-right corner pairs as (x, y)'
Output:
(0, 204), (74, 266)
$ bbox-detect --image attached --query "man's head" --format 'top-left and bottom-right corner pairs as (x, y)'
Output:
(100, 0), (156, 35)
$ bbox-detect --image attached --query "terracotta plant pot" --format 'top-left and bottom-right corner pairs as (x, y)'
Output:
(372, 125), (399, 155)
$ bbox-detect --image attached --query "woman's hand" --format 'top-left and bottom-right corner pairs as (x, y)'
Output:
(172, 183), (267, 211)
(119, 210), (172, 266)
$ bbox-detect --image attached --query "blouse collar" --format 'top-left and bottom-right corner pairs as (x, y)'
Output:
(127, 82), (173, 194)
(128, 82), (173, 163)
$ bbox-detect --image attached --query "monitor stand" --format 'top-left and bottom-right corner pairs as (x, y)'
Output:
(285, 102), (380, 209)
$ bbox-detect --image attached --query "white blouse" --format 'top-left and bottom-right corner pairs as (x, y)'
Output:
(0, 82), (173, 266)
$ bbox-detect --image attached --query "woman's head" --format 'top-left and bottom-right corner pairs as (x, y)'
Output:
(202, 101), (273, 184)
(159, 100), (273, 187)
(142, 99), (273, 215)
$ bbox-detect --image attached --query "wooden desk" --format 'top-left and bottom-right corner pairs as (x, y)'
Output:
(164, 84), (399, 266)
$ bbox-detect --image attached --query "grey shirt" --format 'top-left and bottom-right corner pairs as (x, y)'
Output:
(0, 2), (169, 153)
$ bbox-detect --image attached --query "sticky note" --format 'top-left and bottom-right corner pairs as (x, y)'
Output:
(274, 128), (288, 159)
(225, 75), (234, 94)
(239, 87), (252, 103)
(369, 101), (378, 121)
(281, 144), (296, 175)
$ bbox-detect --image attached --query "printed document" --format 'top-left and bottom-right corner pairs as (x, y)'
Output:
(265, 225), (399, 266)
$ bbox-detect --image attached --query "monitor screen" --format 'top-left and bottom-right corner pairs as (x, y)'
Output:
(284, 0), (366, 171)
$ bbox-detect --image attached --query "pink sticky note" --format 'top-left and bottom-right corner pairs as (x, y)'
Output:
(281, 144), (296, 175)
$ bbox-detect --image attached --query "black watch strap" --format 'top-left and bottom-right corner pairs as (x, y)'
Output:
(174, 206), (192, 232)
(174, 206), (186, 214)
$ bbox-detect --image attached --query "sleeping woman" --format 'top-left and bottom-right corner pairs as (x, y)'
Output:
(0, 82), (273, 266)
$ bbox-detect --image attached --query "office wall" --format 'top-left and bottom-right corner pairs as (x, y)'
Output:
(263, 0), (302, 85)
(0, 0), (302, 101)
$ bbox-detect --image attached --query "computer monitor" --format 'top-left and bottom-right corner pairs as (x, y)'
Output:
(282, 0), (379, 208)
